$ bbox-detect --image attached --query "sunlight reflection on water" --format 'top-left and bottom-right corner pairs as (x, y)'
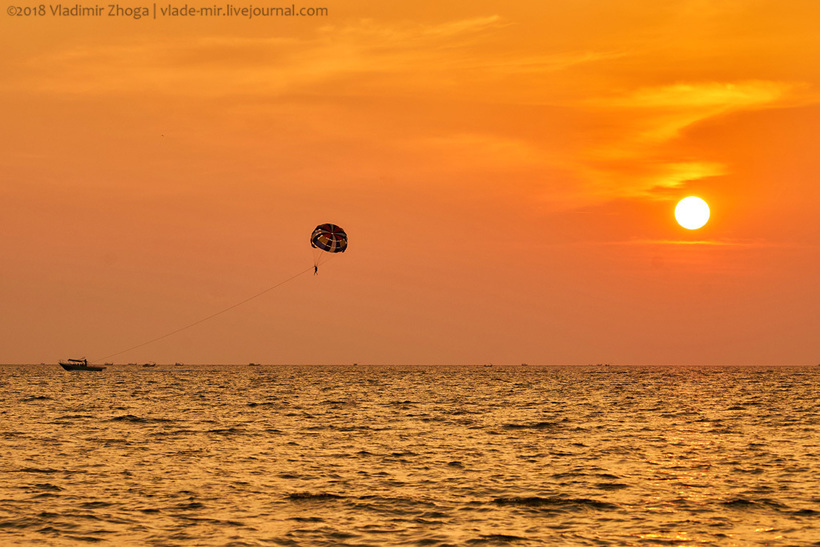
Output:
(1, 364), (819, 546)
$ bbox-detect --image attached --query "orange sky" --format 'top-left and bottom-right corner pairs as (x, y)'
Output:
(2, 0), (819, 364)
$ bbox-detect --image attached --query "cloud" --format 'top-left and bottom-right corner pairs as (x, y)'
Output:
(6, 16), (510, 97)
(6, 13), (628, 106)
(602, 238), (792, 248)
(609, 81), (797, 109)
(592, 80), (807, 142)
(571, 80), (813, 199)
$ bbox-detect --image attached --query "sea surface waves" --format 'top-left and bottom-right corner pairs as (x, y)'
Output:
(1, 365), (819, 546)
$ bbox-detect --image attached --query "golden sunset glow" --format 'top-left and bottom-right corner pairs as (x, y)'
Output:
(2, 0), (820, 365)
(675, 197), (710, 230)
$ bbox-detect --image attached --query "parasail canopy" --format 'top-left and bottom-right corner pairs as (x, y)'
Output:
(310, 223), (348, 253)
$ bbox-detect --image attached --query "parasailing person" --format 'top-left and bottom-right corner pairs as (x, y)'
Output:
(310, 223), (348, 275)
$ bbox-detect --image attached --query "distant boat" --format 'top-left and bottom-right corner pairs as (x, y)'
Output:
(59, 358), (105, 371)
(142, 363), (157, 368)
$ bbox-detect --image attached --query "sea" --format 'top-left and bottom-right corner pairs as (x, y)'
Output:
(1, 364), (819, 546)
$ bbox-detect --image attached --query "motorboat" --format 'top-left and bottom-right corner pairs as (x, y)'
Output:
(59, 358), (106, 371)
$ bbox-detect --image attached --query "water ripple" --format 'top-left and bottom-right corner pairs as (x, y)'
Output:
(1, 364), (819, 545)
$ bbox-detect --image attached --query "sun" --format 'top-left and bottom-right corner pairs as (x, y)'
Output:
(675, 196), (710, 230)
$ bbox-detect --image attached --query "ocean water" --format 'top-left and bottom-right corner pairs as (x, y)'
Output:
(1, 364), (819, 546)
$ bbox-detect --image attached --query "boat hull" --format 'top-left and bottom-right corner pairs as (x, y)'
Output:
(59, 362), (106, 371)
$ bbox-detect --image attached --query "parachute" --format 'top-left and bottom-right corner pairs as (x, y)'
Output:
(311, 223), (347, 271)
(310, 223), (348, 253)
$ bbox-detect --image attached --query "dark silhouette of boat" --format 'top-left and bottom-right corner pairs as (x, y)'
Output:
(59, 358), (105, 371)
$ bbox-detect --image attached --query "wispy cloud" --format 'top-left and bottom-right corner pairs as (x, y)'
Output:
(600, 238), (798, 248)
(572, 80), (812, 200)
(8, 16), (513, 97)
(601, 81), (798, 109)
(478, 50), (627, 76)
(591, 80), (806, 142)
(576, 160), (728, 200)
